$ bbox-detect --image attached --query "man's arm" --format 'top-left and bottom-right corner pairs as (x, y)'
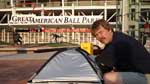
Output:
(95, 45), (114, 74)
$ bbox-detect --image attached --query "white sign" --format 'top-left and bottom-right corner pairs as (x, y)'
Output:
(9, 14), (103, 25)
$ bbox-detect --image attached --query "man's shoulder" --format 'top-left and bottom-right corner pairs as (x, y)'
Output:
(112, 32), (134, 47)
(113, 32), (128, 41)
(114, 31), (135, 41)
(114, 31), (127, 36)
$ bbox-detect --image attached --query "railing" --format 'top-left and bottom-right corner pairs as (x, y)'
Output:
(0, 28), (102, 46)
(0, 1), (118, 9)
(0, 0), (149, 9)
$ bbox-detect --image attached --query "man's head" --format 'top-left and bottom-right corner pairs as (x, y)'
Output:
(91, 19), (113, 44)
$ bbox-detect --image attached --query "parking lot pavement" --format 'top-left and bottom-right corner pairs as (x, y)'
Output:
(0, 60), (46, 84)
(0, 51), (57, 84)
(0, 51), (57, 60)
(0, 44), (79, 54)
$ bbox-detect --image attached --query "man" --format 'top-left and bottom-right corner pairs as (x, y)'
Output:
(91, 19), (150, 84)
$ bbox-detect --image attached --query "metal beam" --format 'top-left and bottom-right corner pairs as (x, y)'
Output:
(122, 0), (129, 33)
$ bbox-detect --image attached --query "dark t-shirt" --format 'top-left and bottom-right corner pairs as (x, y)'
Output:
(96, 31), (150, 74)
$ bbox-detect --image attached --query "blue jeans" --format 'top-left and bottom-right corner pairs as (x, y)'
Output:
(119, 72), (147, 84)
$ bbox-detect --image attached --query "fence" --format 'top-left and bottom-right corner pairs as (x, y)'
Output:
(0, 29), (103, 47)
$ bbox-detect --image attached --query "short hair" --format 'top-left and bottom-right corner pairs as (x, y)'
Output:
(91, 19), (112, 36)
(91, 19), (112, 31)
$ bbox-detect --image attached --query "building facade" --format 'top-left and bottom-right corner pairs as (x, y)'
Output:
(0, 0), (149, 47)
